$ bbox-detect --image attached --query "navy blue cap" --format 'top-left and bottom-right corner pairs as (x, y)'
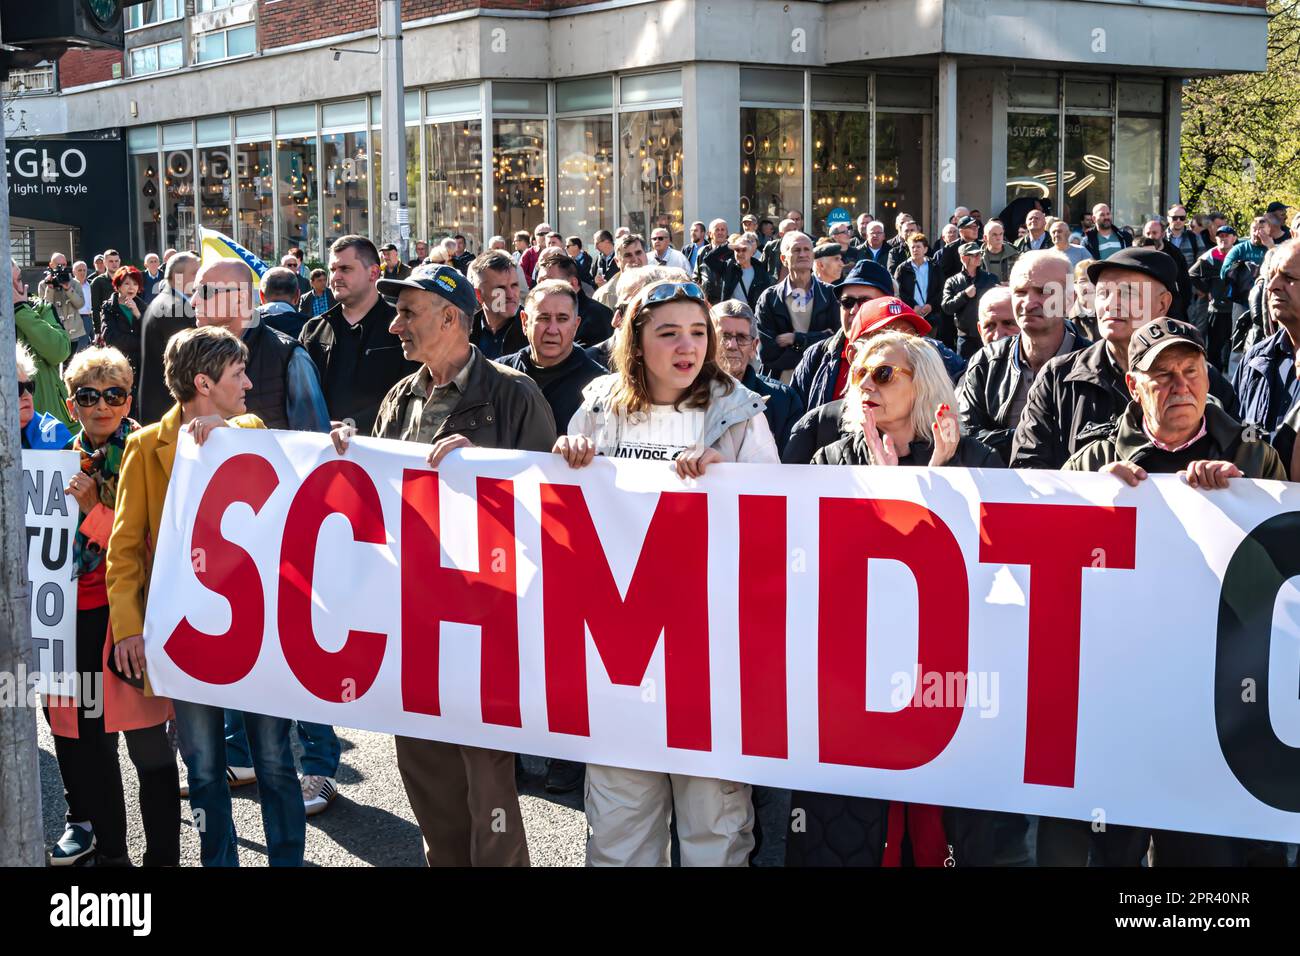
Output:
(832, 257), (893, 296)
(377, 264), (479, 316)
(1216, 224), (1237, 236)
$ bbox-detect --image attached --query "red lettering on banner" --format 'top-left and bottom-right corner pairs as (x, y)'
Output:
(979, 503), (1136, 788)
(739, 495), (788, 758)
(818, 498), (969, 769)
(399, 471), (521, 726)
(164, 454), (278, 684)
(540, 485), (711, 751)
(278, 460), (387, 703)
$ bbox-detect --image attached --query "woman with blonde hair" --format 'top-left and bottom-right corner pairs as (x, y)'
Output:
(788, 330), (1006, 867)
(45, 347), (178, 866)
(555, 278), (777, 866)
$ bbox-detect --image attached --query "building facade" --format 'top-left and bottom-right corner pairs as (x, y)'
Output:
(21, 0), (1269, 264)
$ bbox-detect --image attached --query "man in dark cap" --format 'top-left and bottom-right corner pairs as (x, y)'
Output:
(1011, 247), (1239, 469)
(938, 215), (982, 282)
(329, 262), (555, 866)
(1266, 201), (1292, 245)
(788, 257), (896, 410)
(380, 242), (412, 281)
(941, 241), (1000, 358)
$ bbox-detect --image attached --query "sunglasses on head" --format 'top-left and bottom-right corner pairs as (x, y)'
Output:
(851, 362), (914, 387)
(18, 380), (35, 398)
(638, 281), (708, 308)
(74, 386), (130, 408)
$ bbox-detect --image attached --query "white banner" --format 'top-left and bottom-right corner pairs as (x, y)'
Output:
(24, 450), (81, 696)
(143, 429), (1300, 843)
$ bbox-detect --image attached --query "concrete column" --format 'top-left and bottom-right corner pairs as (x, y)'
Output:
(1164, 78), (1183, 209)
(936, 55), (958, 229)
(682, 62), (740, 240)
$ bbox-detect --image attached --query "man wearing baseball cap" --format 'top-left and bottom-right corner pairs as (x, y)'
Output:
(938, 215), (981, 283)
(329, 262), (556, 866)
(380, 242), (412, 281)
(959, 251), (1086, 464)
(1011, 247), (1239, 469)
(782, 294), (939, 464)
(941, 240), (999, 358)
(787, 258), (897, 409)
(1048, 317), (1286, 866)
(1188, 224), (1239, 371)
(1266, 201), (1292, 244)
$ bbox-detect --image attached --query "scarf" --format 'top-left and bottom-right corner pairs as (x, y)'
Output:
(71, 417), (138, 578)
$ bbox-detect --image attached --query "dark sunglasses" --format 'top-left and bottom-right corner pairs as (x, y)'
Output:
(194, 282), (237, 301)
(1171, 215), (1187, 221)
(638, 281), (707, 307)
(839, 294), (874, 312)
(851, 363), (915, 387)
(74, 386), (130, 408)
(18, 380), (35, 398)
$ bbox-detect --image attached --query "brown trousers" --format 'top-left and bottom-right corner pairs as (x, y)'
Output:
(394, 737), (530, 867)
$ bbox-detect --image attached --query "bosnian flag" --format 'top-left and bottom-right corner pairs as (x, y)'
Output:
(198, 226), (268, 286)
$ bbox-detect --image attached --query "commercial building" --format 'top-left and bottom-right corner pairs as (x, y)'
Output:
(13, 0), (1269, 265)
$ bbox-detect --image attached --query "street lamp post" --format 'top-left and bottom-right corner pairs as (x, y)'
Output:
(379, 0), (408, 256)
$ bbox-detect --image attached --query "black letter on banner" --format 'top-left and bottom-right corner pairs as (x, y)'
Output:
(41, 528), (69, 570)
(1215, 512), (1300, 811)
(36, 582), (63, 627)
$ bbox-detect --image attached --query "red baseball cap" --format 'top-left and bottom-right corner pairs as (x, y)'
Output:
(847, 295), (931, 342)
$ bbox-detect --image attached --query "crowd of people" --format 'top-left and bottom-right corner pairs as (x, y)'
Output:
(14, 192), (1300, 868)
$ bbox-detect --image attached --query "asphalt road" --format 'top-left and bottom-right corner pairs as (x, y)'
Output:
(38, 720), (790, 866)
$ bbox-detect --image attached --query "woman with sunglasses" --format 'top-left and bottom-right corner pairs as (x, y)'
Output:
(16, 341), (72, 450)
(98, 266), (146, 405)
(556, 279), (778, 866)
(787, 331), (1006, 867)
(44, 347), (178, 867)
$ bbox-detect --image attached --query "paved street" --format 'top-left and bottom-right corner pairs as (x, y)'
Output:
(38, 719), (789, 867)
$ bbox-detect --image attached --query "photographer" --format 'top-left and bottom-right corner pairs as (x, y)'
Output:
(37, 253), (87, 353)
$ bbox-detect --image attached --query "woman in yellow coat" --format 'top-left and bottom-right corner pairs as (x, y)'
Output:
(106, 324), (305, 867)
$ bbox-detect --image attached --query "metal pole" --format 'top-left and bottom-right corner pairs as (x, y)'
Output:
(0, 12), (48, 867)
(379, 0), (408, 254)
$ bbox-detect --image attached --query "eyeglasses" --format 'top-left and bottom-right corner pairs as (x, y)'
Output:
(18, 380), (34, 398)
(74, 386), (130, 408)
(1171, 215), (1187, 221)
(851, 362), (914, 387)
(721, 332), (754, 347)
(839, 295), (873, 312)
(638, 281), (708, 308)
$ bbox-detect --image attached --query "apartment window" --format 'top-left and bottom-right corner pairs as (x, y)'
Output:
(197, 0), (240, 10)
(129, 40), (183, 77)
(126, 0), (181, 30)
(196, 24), (256, 64)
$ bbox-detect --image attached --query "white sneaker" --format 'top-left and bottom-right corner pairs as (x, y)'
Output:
(178, 765), (256, 799)
(301, 775), (338, 817)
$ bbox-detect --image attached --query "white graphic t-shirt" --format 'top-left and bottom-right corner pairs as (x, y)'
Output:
(597, 405), (707, 462)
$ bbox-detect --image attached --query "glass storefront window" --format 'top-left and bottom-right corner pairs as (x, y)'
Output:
(557, 77), (612, 113)
(163, 147), (195, 251)
(811, 110), (868, 235)
(739, 108), (803, 221)
(493, 119), (546, 241)
(426, 119), (483, 251)
(877, 75), (932, 110)
(1006, 112), (1058, 210)
(321, 130), (369, 253)
(198, 145), (233, 235)
(619, 108), (683, 243)
(1063, 114), (1111, 227)
(811, 74), (867, 105)
(621, 72), (681, 106)
(235, 139), (275, 262)
(134, 154), (162, 257)
(1008, 76), (1058, 110)
(876, 112), (932, 231)
(556, 116), (613, 241)
(1115, 115), (1161, 233)
(276, 135), (318, 259)
(740, 69), (803, 104)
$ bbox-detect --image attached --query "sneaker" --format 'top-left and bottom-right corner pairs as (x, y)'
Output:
(179, 765), (256, 799)
(544, 759), (585, 794)
(301, 775), (338, 817)
(49, 823), (96, 866)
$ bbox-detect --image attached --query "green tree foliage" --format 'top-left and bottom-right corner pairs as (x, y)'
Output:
(1181, 0), (1300, 225)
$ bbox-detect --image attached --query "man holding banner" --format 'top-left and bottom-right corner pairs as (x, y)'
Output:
(331, 263), (556, 866)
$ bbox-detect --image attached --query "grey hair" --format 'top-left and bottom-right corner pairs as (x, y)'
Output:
(15, 341), (36, 381)
(164, 251), (199, 280)
(260, 266), (301, 300)
(440, 237), (458, 253)
(780, 230), (811, 257)
(710, 298), (759, 340)
(467, 249), (517, 288)
(977, 285), (1014, 321)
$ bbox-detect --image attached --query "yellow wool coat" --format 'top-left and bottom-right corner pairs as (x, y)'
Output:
(105, 403), (263, 693)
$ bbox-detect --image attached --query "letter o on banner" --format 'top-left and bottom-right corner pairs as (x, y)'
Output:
(1215, 511), (1300, 811)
